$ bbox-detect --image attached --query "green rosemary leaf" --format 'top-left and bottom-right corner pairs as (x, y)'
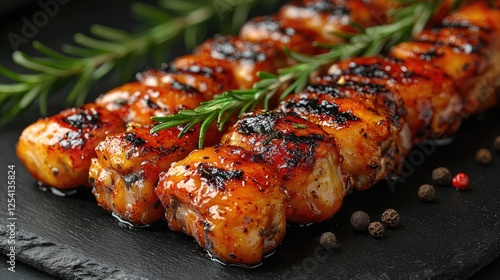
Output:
(19, 84), (42, 109)
(363, 38), (386, 56)
(38, 86), (50, 116)
(218, 107), (238, 129)
(158, 0), (203, 13)
(253, 78), (278, 89)
(61, 44), (102, 57)
(32, 41), (73, 60)
(90, 25), (131, 42)
(66, 67), (93, 104)
(91, 61), (116, 81)
(0, 65), (43, 83)
(74, 33), (120, 52)
(257, 71), (278, 79)
(199, 111), (218, 147)
(184, 25), (202, 50)
(12, 52), (70, 77)
(0, 83), (33, 93)
(263, 87), (278, 109)
(329, 31), (357, 40)
(131, 2), (172, 23)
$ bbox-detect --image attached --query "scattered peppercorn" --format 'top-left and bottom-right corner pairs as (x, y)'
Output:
(475, 148), (492, 165)
(381, 209), (400, 228)
(418, 184), (435, 202)
(432, 167), (452, 185)
(452, 173), (469, 190)
(319, 232), (337, 249)
(368, 222), (384, 237)
(494, 136), (500, 153)
(350, 211), (370, 232)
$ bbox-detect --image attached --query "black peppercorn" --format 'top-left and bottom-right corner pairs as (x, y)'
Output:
(319, 232), (337, 249)
(418, 184), (435, 202)
(432, 167), (452, 185)
(350, 211), (370, 232)
(368, 222), (384, 237)
(475, 148), (492, 165)
(494, 136), (500, 153)
(381, 209), (400, 227)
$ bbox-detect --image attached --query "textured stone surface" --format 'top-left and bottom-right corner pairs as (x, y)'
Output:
(0, 226), (146, 280)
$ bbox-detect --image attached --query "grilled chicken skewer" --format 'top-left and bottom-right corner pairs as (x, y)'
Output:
(157, 1), (500, 264)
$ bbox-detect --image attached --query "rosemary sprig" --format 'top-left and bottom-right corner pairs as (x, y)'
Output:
(0, 0), (275, 125)
(151, 0), (445, 148)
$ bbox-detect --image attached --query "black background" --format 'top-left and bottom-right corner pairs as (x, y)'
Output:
(0, 0), (499, 279)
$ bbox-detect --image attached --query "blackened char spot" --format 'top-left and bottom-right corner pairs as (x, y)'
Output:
(285, 98), (359, 125)
(237, 111), (281, 135)
(144, 96), (160, 109)
(250, 16), (296, 36)
(124, 132), (147, 147)
(62, 107), (101, 129)
(209, 36), (267, 63)
(345, 63), (389, 79)
(295, 0), (349, 16)
(198, 163), (243, 191)
(171, 79), (199, 93)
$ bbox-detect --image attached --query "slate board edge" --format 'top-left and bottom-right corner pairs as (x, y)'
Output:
(0, 225), (148, 280)
(1, 223), (499, 279)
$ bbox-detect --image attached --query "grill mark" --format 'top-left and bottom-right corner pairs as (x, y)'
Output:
(209, 36), (268, 63)
(124, 132), (147, 147)
(237, 111), (281, 135)
(293, 0), (349, 16)
(285, 98), (359, 125)
(62, 107), (101, 129)
(198, 163), (243, 191)
(249, 16), (296, 36)
(171, 79), (199, 93)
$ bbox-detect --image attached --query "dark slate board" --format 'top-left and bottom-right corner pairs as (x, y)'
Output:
(1, 0), (500, 279)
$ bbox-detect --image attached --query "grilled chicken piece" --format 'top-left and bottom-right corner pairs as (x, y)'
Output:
(278, 0), (387, 46)
(140, 55), (240, 100)
(89, 124), (222, 225)
(391, 2), (500, 114)
(277, 81), (411, 191)
(95, 81), (206, 125)
(221, 111), (350, 224)
(240, 16), (318, 54)
(155, 146), (290, 265)
(327, 56), (463, 141)
(17, 104), (125, 190)
(195, 35), (287, 89)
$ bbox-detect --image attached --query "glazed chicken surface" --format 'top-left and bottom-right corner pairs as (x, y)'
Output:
(16, 104), (125, 190)
(391, 1), (500, 114)
(277, 79), (412, 191)
(156, 146), (290, 264)
(15, 0), (500, 267)
(89, 124), (222, 225)
(221, 111), (350, 223)
(327, 57), (463, 141)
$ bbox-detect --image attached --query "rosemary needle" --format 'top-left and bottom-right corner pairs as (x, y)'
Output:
(152, 0), (449, 148)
